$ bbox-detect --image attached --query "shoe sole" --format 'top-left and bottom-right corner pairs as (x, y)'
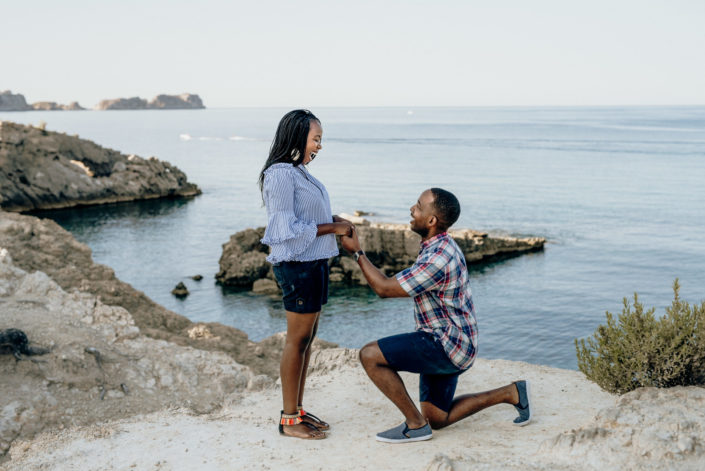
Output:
(375, 434), (432, 443)
(513, 379), (532, 427)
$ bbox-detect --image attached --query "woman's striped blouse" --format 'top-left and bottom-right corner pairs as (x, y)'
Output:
(260, 163), (338, 264)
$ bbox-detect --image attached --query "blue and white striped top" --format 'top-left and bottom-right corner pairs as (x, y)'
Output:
(260, 163), (339, 264)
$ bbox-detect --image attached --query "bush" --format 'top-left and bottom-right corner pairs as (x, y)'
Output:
(575, 279), (705, 394)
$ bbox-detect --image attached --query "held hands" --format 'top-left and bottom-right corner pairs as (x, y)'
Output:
(334, 221), (355, 237)
(340, 226), (361, 253)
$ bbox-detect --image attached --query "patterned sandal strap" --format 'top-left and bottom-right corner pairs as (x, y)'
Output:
(280, 412), (303, 426)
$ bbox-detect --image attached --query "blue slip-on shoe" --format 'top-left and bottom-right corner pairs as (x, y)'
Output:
(375, 422), (432, 443)
(512, 380), (532, 426)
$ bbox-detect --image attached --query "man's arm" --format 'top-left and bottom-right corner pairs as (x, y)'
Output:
(340, 229), (409, 298)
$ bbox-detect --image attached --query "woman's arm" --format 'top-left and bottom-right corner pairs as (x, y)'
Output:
(317, 221), (354, 237)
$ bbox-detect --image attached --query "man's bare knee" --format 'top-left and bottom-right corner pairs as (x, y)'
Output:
(359, 342), (382, 369)
(421, 403), (448, 430)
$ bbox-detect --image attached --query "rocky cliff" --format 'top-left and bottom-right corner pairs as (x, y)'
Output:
(216, 223), (546, 291)
(0, 91), (85, 111)
(0, 121), (201, 212)
(95, 94), (205, 110)
(0, 91), (31, 111)
(0, 211), (326, 379)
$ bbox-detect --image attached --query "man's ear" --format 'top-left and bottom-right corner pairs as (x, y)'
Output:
(428, 215), (438, 228)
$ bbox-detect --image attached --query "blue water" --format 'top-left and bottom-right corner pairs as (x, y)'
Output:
(3, 106), (704, 370)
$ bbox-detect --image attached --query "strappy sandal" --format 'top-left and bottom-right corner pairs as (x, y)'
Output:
(279, 411), (326, 439)
(299, 406), (330, 431)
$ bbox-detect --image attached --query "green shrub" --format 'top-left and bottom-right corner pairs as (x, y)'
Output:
(575, 279), (705, 394)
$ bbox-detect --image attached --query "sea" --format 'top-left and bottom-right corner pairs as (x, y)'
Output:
(2, 106), (704, 370)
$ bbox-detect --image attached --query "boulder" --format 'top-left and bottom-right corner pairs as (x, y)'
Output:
(252, 278), (280, 295)
(0, 91), (31, 111)
(171, 282), (189, 297)
(0, 121), (201, 212)
(215, 227), (270, 287)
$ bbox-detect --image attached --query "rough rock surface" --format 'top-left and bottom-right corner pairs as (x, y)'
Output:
(0, 121), (201, 211)
(541, 386), (705, 470)
(216, 223), (546, 290)
(0, 91), (31, 112)
(4, 349), (704, 470)
(0, 211), (333, 380)
(94, 94), (205, 110)
(0, 247), (262, 458)
(30, 101), (85, 111)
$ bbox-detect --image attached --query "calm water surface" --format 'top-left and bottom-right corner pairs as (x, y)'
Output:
(3, 106), (704, 369)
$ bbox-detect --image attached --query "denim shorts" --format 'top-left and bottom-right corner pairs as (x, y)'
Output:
(378, 331), (467, 412)
(272, 259), (329, 313)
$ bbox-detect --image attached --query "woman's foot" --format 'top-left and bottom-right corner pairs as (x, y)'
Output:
(299, 407), (330, 431)
(279, 412), (327, 439)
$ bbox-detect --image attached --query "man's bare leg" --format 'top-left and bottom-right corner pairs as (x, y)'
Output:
(359, 341), (427, 429)
(421, 383), (520, 429)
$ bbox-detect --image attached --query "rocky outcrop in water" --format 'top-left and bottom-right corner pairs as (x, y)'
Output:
(95, 94), (205, 110)
(30, 101), (85, 111)
(0, 91), (85, 111)
(0, 91), (31, 111)
(0, 121), (201, 212)
(216, 223), (546, 290)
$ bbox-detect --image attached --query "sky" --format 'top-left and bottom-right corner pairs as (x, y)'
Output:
(3, 0), (705, 108)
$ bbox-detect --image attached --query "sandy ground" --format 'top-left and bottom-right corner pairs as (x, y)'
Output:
(2, 350), (616, 471)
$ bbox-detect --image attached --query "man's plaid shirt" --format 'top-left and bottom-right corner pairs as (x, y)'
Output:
(395, 232), (478, 370)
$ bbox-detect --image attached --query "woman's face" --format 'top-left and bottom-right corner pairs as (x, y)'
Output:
(302, 120), (323, 165)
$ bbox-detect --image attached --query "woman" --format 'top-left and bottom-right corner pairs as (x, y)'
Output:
(259, 109), (353, 440)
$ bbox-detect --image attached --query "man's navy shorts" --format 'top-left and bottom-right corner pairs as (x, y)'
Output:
(378, 331), (469, 412)
(272, 259), (329, 313)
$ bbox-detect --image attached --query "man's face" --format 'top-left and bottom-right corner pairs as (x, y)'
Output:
(409, 190), (436, 237)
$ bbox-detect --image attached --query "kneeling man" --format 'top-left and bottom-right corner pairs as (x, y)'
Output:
(341, 188), (532, 443)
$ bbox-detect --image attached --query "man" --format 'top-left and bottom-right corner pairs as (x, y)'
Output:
(340, 188), (531, 443)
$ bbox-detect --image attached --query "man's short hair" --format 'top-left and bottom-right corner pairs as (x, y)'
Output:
(429, 188), (460, 230)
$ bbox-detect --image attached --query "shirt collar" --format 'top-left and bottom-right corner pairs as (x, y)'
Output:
(420, 232), (448, 251)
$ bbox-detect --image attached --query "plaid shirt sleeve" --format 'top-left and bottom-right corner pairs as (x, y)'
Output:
(395, 256), (447, 297)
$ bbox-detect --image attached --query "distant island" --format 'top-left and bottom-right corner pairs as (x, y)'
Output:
(0, 90), (84, 111)
(0, 90), (205, 111)
(94, 93), (205, 110)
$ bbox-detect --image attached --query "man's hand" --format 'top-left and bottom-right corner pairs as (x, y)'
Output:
(341, 227), (362, 253)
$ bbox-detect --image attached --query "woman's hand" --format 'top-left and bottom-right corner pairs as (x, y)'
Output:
(334, 221), (355, 237)
(317, 221), (355, 237)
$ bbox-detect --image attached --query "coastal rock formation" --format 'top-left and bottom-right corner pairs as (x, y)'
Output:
(0, 247), (259, 457)
(30, 101), (85, 111)
(94, 97), (148, 110)
(94, 94), (205, 110)
(0, 121), (201, 212)
(0, 211), (332, 379)
(5, 351), (704, 470)
(216, 223), (546, 290)
(0, 91), (31, 111)
(148, 94), (204, 109)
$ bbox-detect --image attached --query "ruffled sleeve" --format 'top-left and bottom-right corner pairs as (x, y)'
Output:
(261, 167), (318, 258)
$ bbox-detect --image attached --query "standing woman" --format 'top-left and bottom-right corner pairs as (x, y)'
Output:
(259, 109), (353, 440)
